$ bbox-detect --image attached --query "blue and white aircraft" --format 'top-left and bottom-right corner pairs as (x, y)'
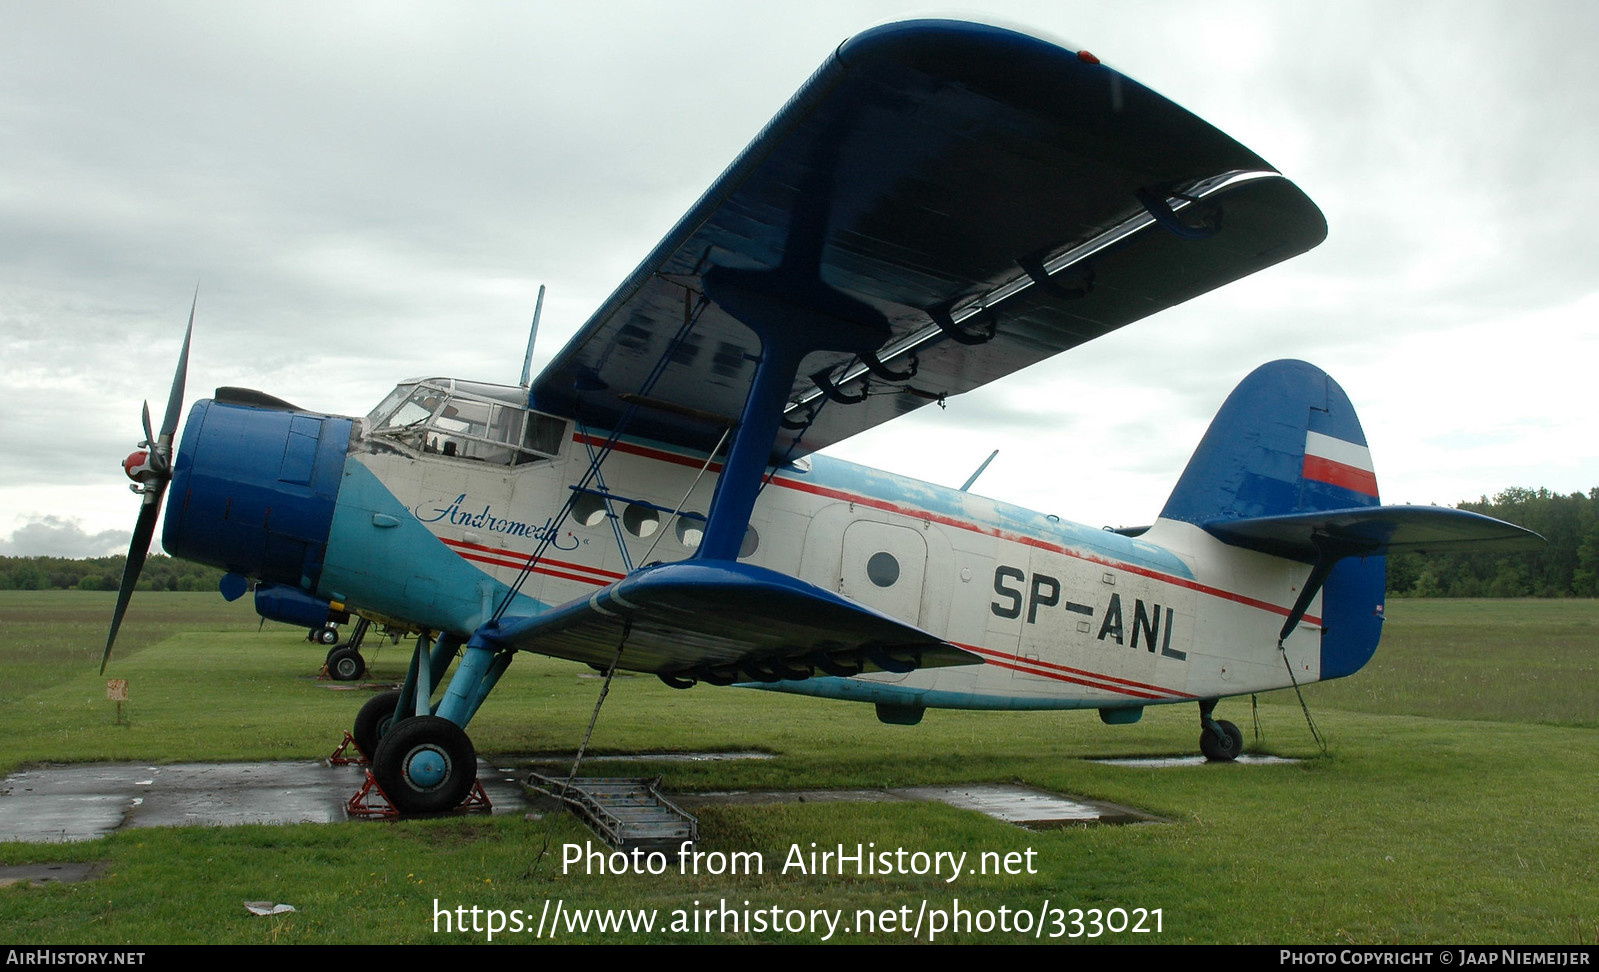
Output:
(105, 22), (1537, 813)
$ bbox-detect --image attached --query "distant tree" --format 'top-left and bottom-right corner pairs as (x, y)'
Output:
(0, 554), (224, 592)
(1386, 487), (1598, 597)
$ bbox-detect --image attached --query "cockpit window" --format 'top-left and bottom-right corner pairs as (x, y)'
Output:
(365, 384), (414, 428)
(365, 379), (566, 466)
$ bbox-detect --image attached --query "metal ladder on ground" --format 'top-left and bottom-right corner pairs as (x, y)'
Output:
(526, 774), (698, 853)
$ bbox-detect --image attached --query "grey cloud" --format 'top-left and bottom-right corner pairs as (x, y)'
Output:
(0, 515), (130, 558)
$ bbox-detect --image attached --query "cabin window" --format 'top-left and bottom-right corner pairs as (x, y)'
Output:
(623, 504), (661, 538)
(571, 493), (608, 528)
(866, 551), (899, 587)
(675, 516), (705, 549)
(523, 413), (566, 457)
(672, 515), (752, 555)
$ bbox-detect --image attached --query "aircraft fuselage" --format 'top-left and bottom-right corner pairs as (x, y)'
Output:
(162, 376), (1362, 722)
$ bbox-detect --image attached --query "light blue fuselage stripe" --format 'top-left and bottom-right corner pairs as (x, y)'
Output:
(320, 461), (551, 636)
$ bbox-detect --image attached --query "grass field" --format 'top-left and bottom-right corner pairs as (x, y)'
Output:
(0, 592), (1595, 945)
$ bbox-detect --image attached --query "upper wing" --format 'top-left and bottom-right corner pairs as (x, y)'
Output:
(529, 20), (1327, 460)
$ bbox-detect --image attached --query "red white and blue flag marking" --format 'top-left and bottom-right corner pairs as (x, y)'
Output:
(1302, 430), (1378, 498)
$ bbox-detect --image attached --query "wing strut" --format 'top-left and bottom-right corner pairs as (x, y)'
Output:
(694, 267), (889, 560)
(491, 287), (711, 619)
(1276, 535), (1374, 647)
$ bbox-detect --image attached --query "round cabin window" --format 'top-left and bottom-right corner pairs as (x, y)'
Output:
(623, 503), (660, 538)
(866, 551), (899, 587)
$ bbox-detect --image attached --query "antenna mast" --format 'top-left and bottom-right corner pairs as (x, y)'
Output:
(520, 284), (546, 388)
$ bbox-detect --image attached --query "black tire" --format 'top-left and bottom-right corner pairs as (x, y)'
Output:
(353, 689), (403, 759)
(1224, 720), (1244, 754)
(314, 626), (339, 646)
(327, 647), (366, 682)
(1200, 719), (1244, 762)
(371, 716), (476, 814)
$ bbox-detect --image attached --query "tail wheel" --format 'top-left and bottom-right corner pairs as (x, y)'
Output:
(371, 715), (476, 814)
(353, 689), (403, 759)
(327, 647), (366, 682)
(1200, 719), (1244, 762)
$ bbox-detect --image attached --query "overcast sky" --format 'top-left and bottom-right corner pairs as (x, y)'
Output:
(3, 0), (1596, 558)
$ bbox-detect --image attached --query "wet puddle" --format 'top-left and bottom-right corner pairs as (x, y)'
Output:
(677, 783), (1159, 827)
(1093, 754), (1300, 768)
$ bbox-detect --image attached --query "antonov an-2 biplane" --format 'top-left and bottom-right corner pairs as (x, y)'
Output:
(106, 21), (1538, 813)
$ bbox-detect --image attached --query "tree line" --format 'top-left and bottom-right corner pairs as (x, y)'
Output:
(0, 554), (226, 592)
(1386, 488), (1599, 598)
(2, 487), (1593, 597)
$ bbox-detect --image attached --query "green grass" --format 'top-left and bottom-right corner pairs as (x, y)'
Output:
(1, 593), (1596, 945)
(0, 591), (263, 704)
(1286, 599), (1599, 726)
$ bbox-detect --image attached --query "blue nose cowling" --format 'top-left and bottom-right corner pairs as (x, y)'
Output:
(163, 399), (353, 590)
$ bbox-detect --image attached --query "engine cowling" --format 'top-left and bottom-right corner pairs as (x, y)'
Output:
(163, 399), (353, 590)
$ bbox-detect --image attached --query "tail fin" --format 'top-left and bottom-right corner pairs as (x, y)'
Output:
(1161, 359), (1379, 526)
(1162, 360), (1385, 679)
(1159, 360), (1540, 680)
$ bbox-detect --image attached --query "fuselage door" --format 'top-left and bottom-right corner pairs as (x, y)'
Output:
(839, 520), (928, 627)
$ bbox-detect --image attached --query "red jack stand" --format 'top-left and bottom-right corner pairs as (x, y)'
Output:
(328, 730), (368, 766)
(458, 780), (492, 813)
(346, 772), (491, 818)
(347, 771), (398, 818)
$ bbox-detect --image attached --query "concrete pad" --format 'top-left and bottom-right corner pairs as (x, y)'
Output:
(897, 783), (1157, 826)
(1, 757), (1161, 844)
(0, 760), (529, 844)
(0, 862), (107, 886)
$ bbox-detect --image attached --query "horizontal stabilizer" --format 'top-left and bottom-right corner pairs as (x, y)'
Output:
(470, 560), (976, 682)
(1203, 506), (1544, 563)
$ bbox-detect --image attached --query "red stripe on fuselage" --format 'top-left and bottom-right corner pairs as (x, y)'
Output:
(456, 553), (606, 587)
(976, 657), (1171, 699)
(570, 433), (1323, 626)
(960, 643), (1195, 700)
(441, 538), (623, 588)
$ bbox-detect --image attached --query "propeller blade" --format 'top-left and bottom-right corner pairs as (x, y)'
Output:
(103, 296), (195, 674)
(160, 292), (195, 439)
(101, 494), (162, 674)
(139, 401), (164, 476)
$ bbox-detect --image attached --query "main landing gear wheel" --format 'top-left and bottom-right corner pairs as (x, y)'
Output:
(353, 689), (403, 759)
(326, 647), (366, 682)
(1200, 719), (1244, 762)
(371, 715), (477, 814)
